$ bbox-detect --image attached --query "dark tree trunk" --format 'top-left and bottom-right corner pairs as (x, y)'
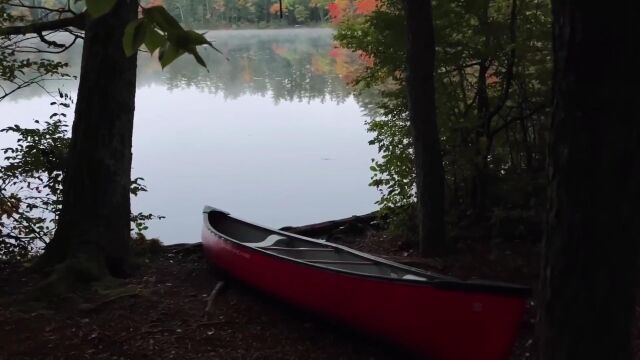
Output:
(37, 0), (138, 278)
(538, 1), (640, 359)
(401, 0), (447, 256)
(265, 0), (270, 24)
(471, 0), (491, 221)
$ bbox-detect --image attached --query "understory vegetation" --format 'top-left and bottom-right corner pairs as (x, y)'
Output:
(0, 93), (164, 261)
(335, 0), (550, 242)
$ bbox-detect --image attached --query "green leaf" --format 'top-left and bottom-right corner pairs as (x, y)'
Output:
(189, 48), (207, 69)
(184, 30), (211, 47)
(143, 6), (183, 34)
(144, 28), (166, 54)
(184, 30), (228, 61)
(163, 31), (211, 69)
(122, 19), (149, 57)
(85, 0), (117, 18)
(141, 7), (224, 68)
(158, 43), (185, 69)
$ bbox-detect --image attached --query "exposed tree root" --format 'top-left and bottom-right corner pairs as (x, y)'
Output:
(30, 255), (109, 300)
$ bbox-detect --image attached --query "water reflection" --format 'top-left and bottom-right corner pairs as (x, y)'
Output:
(5, 29), (358, 104)
(155, 29), (355, 103)
(0, 29), (378, 244)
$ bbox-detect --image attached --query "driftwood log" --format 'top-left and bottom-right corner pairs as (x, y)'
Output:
(165, 242), (203, 255)
(279, 211), (379, 238)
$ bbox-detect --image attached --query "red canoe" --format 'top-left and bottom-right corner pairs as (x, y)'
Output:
(201, 206), (529, 360)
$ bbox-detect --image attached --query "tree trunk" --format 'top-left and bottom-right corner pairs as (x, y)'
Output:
(538, 1), (640, 359)
(37, 0), (138, 279)
(471, 0), (491, 221)
(401, 0), (447, 256)
(265, 0), (270, 24)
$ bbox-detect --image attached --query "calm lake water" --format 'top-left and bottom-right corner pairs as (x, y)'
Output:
(0, 29), (379, 244)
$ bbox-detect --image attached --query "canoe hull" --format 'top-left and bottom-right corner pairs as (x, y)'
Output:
(202, 226), (526, 360)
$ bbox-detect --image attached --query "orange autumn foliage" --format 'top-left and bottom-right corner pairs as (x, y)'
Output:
(270, 3), (286, 14)
(328, 0), (349, 22)
(355, 0), (376, 15)
(328, 0), (377, 80)
(328, 0), (377, 23)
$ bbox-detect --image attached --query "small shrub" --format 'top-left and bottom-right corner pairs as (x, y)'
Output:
(1, 94), (164, 260)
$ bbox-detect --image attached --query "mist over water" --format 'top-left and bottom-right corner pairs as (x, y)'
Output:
(0, 29), (379, 244)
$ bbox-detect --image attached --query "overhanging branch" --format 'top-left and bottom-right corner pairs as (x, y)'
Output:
(0, 13), (86, 36)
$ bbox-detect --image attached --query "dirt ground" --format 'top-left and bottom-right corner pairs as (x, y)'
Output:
(0, 230), (553, 360)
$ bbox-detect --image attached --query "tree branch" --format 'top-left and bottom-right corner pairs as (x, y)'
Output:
(37, 32), (64, 48)
(442, 61), (483, 74)
(0, 13), (86, 36)
(490, 104), (545, 137)
(484, 0), (518, 124)
(12, 34), (79, 53)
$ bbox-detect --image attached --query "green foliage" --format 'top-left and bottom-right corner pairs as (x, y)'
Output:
(123, 19), (149, 56)
(362, 89), (413, 221)
(131, 233), (163, 258)
(122, 5), (222, 69)
(143, 25), (167, 53)
(334, 1), (413, 234)
(0, 94), (164, 260)
(335, 0), (552, 236)
(130, 177), (166, 236)
(84, 0), (117, 18)
(0, 0), (217, 72)
(0, 94), (71, 259)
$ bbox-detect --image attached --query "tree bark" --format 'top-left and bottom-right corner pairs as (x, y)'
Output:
(37, 0), (138, 278)
(401, 0), (447, 256)
(538, 1), (640, 359)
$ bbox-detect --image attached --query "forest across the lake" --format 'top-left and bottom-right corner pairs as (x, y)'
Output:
(1, 1), (639, 359)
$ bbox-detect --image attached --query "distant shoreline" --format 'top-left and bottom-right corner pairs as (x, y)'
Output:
(193, 25), (335, 32)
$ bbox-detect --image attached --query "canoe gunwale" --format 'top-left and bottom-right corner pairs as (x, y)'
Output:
(202, 207), (531, 297)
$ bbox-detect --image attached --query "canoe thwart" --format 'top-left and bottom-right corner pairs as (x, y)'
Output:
(262, 246), (335, 252)
(305, 259), (375, 265)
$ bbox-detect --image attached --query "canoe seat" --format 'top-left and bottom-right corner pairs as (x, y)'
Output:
(249, 234), (288, 248)
(402, 274), (426, 281)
